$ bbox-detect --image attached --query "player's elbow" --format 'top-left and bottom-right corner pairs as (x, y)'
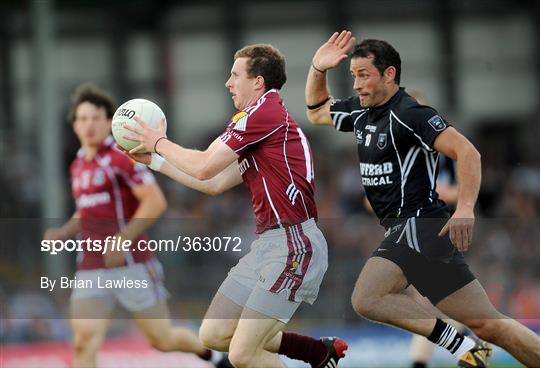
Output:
(194, 153), (219, 181)
(472, 146), (481, 162)
(194, 160), (214, 181)
(195, 168), (214, 181)
(158, 195), (168, 214)
(450, 138), (481, 167)
(153, 189), (168, 215)
(306, 108), (331, 126)
(204, 175), (229, 196)
(137, 185), (167, 215)
(460, 142), (481, 164)
(306, 109), (318, 124)
(205, 184), (224, 196)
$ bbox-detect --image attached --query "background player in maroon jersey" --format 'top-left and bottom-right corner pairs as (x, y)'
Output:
(43, 83), (219, 368)
(124, 44), (348, 368)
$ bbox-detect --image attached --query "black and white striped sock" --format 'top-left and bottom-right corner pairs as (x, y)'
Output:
(428, 319), (475, 357)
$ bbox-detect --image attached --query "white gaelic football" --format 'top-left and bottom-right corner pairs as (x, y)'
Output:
(111, 98), (166, 151)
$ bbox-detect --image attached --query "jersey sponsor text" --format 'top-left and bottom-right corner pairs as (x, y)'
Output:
(76, 192), (111, 208)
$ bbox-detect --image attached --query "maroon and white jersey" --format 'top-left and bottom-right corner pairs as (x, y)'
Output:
(70, 136), (155, 270)
(220, 89), (317, 233)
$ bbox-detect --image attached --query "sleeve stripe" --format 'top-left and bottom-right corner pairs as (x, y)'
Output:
(353, 110), (368, 124)
(330, 109), (367, 116)
(336, 114), (346, 130)
(350, 109), (368, 114)
(331, 108), (368, 130)
(331, 112), (349, 126)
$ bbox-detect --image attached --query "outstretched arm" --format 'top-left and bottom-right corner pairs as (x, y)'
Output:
(126, 150), (243, 196)
(122, 182), (167, 241)
(159, 159), (243, 196)
(306, 31), (355, 126)
(124, 118), (239, 181)
(152, 136), (238, 181)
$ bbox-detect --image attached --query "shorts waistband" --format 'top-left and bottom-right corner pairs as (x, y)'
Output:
(259, 218), (317, 239)
(381, 206), (451, 229)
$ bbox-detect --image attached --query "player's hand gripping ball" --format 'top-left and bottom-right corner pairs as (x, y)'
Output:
(112, 99), (166, 151)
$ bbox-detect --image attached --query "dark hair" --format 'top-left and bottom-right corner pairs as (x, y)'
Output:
(351, 39), (401, 84)
(234, 44), (287, 90)
(68, 82), (116, 124)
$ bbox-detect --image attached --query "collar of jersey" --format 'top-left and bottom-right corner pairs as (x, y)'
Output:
(370, 87), (405, 111)
(77, 135), (114, 159)
(244, 88), (280, 110)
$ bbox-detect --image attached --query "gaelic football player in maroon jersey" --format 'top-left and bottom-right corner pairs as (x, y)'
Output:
(125, 45), (348, 368)
(43, 83), (221, 368)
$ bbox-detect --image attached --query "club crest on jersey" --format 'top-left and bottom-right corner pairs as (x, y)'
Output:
(428, 115), (446, 131)
(231, 111), (249, 131)
(377, 133), (387, 150)
(92, 169), (106, 186)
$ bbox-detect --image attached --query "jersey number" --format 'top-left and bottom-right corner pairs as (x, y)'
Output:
(297, 128), (314, 183)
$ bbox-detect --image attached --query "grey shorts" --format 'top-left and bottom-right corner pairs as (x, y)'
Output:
(218, 219), (328, 322)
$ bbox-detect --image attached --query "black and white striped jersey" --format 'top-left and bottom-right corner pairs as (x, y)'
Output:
(330, 87), (450, 223)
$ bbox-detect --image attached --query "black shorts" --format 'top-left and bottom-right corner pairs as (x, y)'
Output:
(372, 207), (476, 305)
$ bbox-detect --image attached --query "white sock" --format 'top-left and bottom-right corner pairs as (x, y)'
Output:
(452, 336), (476, 358)
(430, 320), (476, 358)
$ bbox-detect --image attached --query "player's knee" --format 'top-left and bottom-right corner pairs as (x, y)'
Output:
(73, 328), (98, 355)
(467, 319), (504, 343)
(351, 293), (380, 320)
(148, 335), (173, 352)
(73, 335), (86, 355)
(228, 345), (256, 368)
(199, 322), (231, 351)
